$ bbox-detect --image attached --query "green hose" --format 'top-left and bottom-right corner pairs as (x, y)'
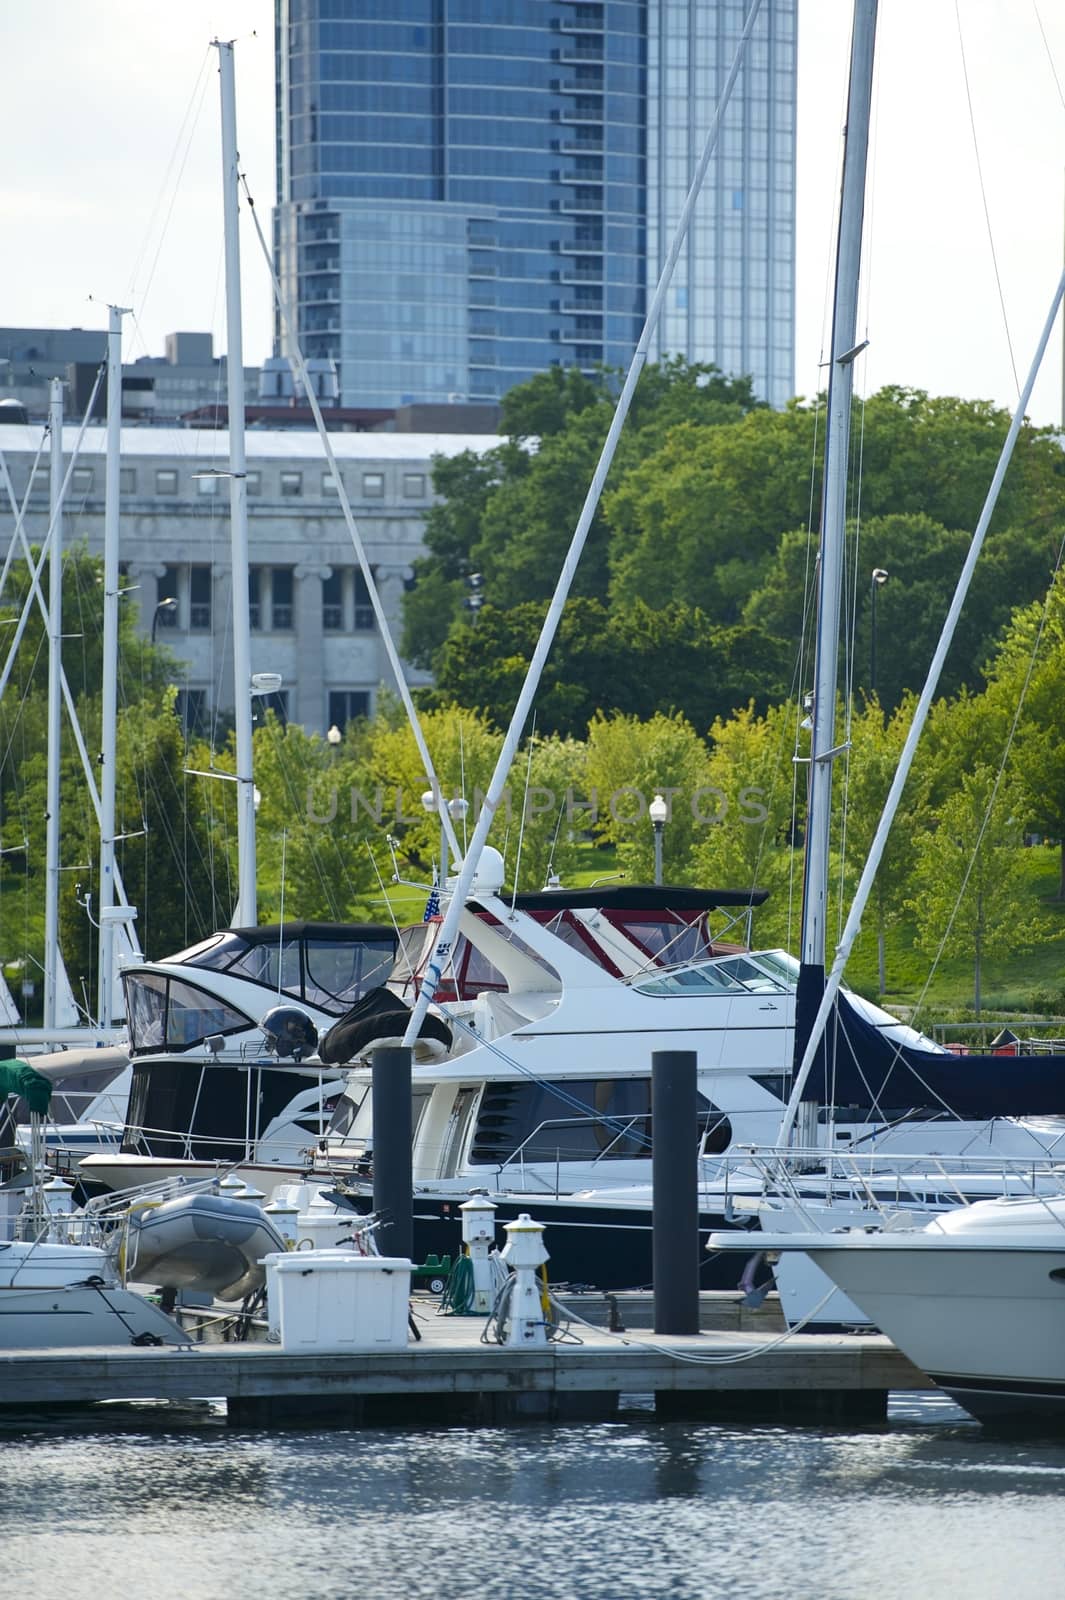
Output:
(439, 1251), (475, 1315)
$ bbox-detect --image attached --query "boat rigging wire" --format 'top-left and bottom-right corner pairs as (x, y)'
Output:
(401, 0), (766, 1051)
(122, 48), (213, 355)
(779, 263), (1065, 1139)
(240, 177), (463, 868)
(953, 0), (1019, 399)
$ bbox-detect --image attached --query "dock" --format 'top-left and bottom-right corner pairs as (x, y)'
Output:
(0, 1293), (930, 1427)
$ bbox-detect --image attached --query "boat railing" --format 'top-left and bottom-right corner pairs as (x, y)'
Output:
(714, 1145), (1065, 1229)
(121, 1119), (321, 1166)
(495, 1112), (653, 1194)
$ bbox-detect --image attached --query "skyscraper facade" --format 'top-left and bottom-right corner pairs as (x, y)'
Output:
(274, 1), (796, 410)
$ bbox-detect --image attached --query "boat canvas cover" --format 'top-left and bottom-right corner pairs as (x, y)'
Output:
(0, 1060), (51, 1113)
(806, 992), (1065, 1118)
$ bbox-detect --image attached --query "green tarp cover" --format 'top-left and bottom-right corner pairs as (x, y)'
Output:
(0, 1059), (51, 1113)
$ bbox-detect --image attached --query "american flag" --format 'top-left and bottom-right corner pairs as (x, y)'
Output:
(423, 885), (441, 921)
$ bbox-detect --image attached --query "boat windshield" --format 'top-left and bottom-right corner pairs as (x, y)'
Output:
(632, 954), (789, 997)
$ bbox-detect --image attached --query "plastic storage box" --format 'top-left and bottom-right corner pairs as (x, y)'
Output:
(268, 1250), (411, 1351)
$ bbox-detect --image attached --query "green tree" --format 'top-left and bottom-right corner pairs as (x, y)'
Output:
(689, 702), (802, 947)
(835, 695), (925, 994)
(427, 597), (789, 739)
(583, 710), (712, 884)
(907, 766), (1048, 1013)
(984, 571), (1065, 897)
(402, 360), (762, 671)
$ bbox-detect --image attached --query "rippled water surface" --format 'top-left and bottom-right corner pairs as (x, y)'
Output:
(3, 1393), (1065, 1600)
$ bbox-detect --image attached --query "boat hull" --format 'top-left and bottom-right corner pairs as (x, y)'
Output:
(0, 1278), (186, 1348)
(717, 1228), (1065, 1427)
(332, 1189), (760, 1292)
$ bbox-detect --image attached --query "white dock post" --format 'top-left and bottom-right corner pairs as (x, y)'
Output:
(500, 1212), (549, 1347)
(459, 1193), (498, 1313)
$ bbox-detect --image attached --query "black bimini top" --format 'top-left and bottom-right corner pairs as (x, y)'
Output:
(502, 884), (769, 913)
(227, 922), (397, 945)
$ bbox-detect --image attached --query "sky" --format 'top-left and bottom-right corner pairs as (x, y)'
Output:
(3, 1), (1065, 425)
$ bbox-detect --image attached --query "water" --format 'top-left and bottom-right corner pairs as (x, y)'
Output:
(3, 1393), (1065, 1600)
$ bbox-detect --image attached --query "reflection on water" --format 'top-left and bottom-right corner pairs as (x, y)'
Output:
(2, 1395), (1065, 1600)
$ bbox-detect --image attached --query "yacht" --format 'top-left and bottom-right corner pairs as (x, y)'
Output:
(78, 919), (399, 1194)
(302, 884), (1065, 1286)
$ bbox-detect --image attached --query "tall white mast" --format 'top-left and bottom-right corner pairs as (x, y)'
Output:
(97, 305), (129, 1025)
(43, 378), (64, 1031)
(216, 39), (257, 927)
(791, 0), (877, 1121)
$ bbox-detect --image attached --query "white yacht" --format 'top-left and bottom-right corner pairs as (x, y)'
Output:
(78, 920), (399, 1194)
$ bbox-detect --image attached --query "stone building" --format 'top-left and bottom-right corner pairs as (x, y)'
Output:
(0, 421), (499, 735)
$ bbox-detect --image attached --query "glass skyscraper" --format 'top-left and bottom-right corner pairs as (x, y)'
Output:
(274, 1), (796, 409)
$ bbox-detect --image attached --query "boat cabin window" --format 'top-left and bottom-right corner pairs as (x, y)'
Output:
(123, 1056), (317, 1160)
(328, 1088), (366, 1138)
(468, 1078), (726, 1167)
(711, 956), (788, 993)
(632, 962), (747, 997)
(172, 928), (397, 1015)
(125, 973), (253, 1053)
(750, 949), (800, 988)
(302, 937), (396, 1009)
(615, 916), (711, 967)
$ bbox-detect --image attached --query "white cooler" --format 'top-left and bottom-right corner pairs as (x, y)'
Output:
(268, 1251), (412, 1351)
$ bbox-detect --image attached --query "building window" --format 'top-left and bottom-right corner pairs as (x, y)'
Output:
(328, 690), (370, 731)
(119, 468), (136, 494)
(157, 568), (179, 630)
(402, 473), (425, 498)
(254, 689), (288, 726)
(245, 470), (261, 496)
(72, 466), (93, 495)
(189, 565), (212, 631)
(248, 568), (262, 631)
(362, 472), (384, 498)
(175, 688), (207, 735)
(196, 472), (221, 496)
(354, 571), (375, 631)
(322, 471), (341, 496)
(271, 566), (294, 630)
(280, 470), (302, 497)
(155, 469), (178, 495)
(322, 570), (343, 630)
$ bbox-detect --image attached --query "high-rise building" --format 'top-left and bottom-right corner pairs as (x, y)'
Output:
(274, 1), (796, 410)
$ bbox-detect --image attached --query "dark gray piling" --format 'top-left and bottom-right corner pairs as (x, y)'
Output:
(372, 1044), (413, 1261)
(651, 1049), (699, 1335)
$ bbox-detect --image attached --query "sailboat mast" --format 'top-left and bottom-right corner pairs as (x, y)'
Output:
(792, 0), (877, 1120)
(217, 39), (257, 928)
(43, 378), (64, 1032)
(98, 305), (127, 1025)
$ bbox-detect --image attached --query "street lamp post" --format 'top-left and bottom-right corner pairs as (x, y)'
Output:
(870, 568), (889, 696)
(151, 596), (177, 643)
(649, 792), (668, 887)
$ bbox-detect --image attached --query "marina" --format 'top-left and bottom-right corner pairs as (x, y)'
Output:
(4, 7), (1065, 1595)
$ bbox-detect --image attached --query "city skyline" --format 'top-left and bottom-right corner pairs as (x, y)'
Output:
(4, 1), (1065, 425)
